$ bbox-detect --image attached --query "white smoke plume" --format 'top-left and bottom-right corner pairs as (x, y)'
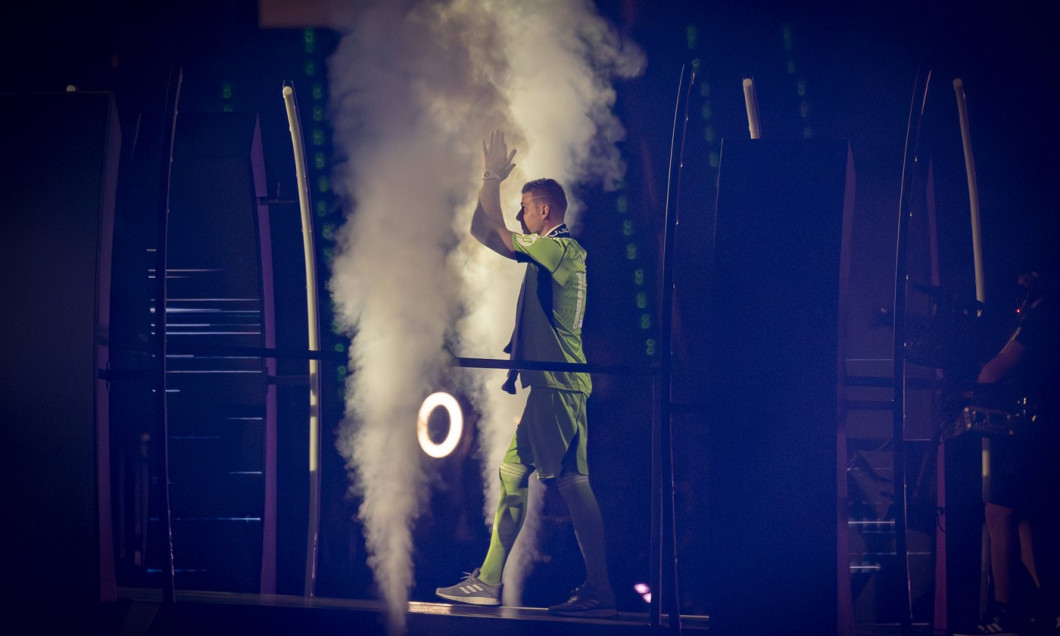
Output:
(327, 0), (644, 631)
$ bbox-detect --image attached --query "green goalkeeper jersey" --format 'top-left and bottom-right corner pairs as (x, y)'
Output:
(510, 229), (591, 395)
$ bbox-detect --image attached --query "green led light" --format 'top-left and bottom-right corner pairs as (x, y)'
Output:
(686, 23), (697, 50)
(337, 365), (347, 376)
(322, 223), (335, 240)
(312, 83), (323, 100)
(700, 82), (711, 98)
(633, 269), (644, 286)
(314, 153), (326, 170)
(312, 128), (324, 146)
(797, 80), (807, 97)
(323, 247), (334, 262)
(317, 174), (330, 193)
(626, 243), (638, 260)
(223, 104), (233, 113)
(615, 195), (628, 214)
(639, 314), (652, 329)
(222, 82), (232, 99)
(305, 61), (316, 77)
(304, 28), (315, 44)
(622, 220), (633, 236)
(782, 24), (793, 50)
(316, 201), (328, 215)
(645, 339), (656, 356)
(334, 343), (345, 352)
(701, 103), (712, 119)
(704, 126), (716, 143)
(635, 292), (647, 309)
(313, 105), (324, 122)
(709, 151), (720, 168)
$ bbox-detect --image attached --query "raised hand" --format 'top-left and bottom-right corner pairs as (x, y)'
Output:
(482, 130), (517, 181)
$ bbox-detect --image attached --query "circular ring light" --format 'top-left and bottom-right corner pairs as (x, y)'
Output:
(417, 392), (463, 458)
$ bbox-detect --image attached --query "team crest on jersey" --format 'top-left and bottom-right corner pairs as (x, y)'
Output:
(516, 234), (538, 248)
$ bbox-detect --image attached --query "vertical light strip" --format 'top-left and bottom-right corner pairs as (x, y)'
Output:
(953, 78), (986, 305)
(283, 84), (322, 597)
(742, 77), (762, 139)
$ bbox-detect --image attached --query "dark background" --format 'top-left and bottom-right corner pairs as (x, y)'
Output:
(2, 0), (1058, 629)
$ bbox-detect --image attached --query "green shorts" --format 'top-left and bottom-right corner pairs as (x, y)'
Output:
(502, 387), (588, 479)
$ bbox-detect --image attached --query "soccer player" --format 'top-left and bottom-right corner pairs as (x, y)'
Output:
(435, 131), (615, 617)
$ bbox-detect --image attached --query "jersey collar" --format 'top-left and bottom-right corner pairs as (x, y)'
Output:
(546, 224), (571, 238)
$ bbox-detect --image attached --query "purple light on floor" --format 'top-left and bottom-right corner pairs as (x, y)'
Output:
(634, 582), (651, 603)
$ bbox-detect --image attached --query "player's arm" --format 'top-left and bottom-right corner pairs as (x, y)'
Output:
(471, 130), (517, 258)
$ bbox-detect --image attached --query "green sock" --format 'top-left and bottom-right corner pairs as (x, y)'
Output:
(479, 462), (531, 586)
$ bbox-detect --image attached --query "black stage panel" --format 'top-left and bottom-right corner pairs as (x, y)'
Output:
(703, 139), (852, 635)
(0, 92), (120, 613)
(941, 432), (987, 634)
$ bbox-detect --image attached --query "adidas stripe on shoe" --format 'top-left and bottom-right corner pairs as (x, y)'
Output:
(435, 568), (501, 606)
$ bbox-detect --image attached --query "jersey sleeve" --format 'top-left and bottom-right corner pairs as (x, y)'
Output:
(512, 233), (568, 280)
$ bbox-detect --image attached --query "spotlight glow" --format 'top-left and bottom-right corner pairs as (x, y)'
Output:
(634, 582), (652, 603)
(417, 392), (463, 459)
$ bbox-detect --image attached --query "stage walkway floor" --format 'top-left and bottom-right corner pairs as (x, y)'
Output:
(26, 588), (938, 634)
(93, 587), (709, 635)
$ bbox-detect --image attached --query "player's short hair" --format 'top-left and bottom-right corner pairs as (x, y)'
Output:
(522, 178), (567, 217)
